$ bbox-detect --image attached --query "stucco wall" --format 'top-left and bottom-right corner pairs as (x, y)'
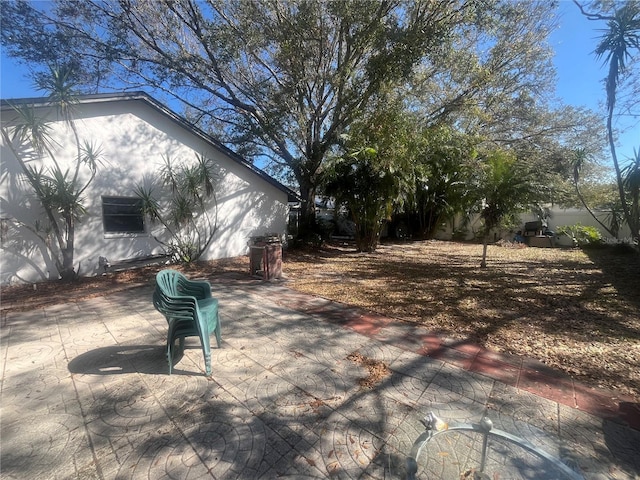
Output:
(433, 208), (632, 246)
(0, 98), (288, 284)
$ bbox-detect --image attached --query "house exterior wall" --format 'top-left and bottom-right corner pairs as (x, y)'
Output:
(0, 98), (288, 284)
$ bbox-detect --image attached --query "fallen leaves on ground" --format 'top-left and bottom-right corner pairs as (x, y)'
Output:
(1, 240), (638, 399)
(283, 240), (640, 399)
(347, 351), (392, 389)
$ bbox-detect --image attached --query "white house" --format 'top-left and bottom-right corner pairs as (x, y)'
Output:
(0, 92), (297, 285)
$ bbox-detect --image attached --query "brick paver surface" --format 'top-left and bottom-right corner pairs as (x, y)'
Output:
(1, 274), (639, 479)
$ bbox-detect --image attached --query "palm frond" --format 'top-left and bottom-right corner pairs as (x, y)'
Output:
(170, 195), (196, 227)
(622, 148), (640, 191)
(159, 154), (179, 192)
(194, 153), (217, 198)
(79, 140), (106, 173)
(134, 184), (162, 223)
(10, 104), (57, 155)
(594, 2), (640, 112)
(37, 65), (80, 125)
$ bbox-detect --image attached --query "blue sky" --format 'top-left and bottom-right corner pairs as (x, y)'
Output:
(1, 1), (637, 163)
(551, 1), (604, 109)
(550, 1), (636, 162)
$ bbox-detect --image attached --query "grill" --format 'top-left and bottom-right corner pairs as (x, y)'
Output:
(249, 234), (282, 279)
(523, 221), (543, 237)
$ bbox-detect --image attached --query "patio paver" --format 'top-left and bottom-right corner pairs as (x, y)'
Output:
(1, 273), (639, 479)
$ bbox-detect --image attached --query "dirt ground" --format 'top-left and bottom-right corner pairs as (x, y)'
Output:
(2, 240), (639, 398)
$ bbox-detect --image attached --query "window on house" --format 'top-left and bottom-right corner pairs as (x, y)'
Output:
(102, 196), (145, 234)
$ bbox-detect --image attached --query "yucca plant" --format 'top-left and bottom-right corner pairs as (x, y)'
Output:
(579, 0), (640, 248)
(1, 66), (102, 281)
(621, 149), (640, 244)
(135, 154), (218, 263)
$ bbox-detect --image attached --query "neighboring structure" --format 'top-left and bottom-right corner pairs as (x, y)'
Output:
(432, 208), (632, 246)
(1, 92), (297, 285)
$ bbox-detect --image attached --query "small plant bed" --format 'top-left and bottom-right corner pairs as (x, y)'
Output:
(0, 257), (248, 313)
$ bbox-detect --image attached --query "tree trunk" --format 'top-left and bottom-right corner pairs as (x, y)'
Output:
(296, 143), (326, 239)
(59, 218), (77, 282)
(574, 180), (618, 238)
(606, 98), (639, 248)
(298, 181), (317, 238)
(480, 236), (488, 268)
(355, 225), (378, 252)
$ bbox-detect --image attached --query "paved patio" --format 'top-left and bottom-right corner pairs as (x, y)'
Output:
(1, 273), (639, 479)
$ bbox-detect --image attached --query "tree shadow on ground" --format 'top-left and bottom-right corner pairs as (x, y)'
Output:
(4, 277), (639, 479)
(283, 240), (640, 397)
(583, 247), (640, 304)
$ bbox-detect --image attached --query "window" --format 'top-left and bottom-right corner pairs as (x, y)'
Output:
(102, 196), (145, 234)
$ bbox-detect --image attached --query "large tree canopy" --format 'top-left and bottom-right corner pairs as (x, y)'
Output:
(1, 0), (470, 227)
(2, 0), (572, 233)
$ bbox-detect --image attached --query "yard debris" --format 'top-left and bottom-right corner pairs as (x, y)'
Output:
(347, 351), (391, 389)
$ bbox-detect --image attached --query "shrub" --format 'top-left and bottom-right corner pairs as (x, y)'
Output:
(451, 228), (469, 241)
(556, 224), (603, 248)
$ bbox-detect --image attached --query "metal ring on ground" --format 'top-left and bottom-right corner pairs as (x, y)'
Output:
(406, 412), (584, 480)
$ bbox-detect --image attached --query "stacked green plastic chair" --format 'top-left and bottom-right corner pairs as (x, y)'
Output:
(153, 269), (221, 375)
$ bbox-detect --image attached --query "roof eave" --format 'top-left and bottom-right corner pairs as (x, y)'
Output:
(1, 91), (301, 201)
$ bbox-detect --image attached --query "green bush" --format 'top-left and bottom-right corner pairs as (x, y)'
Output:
(556, 224), (603, 248)
(451, 228), (469, 241)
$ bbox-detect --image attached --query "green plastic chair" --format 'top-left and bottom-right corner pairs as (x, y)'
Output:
(153, 269), (221, 375)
